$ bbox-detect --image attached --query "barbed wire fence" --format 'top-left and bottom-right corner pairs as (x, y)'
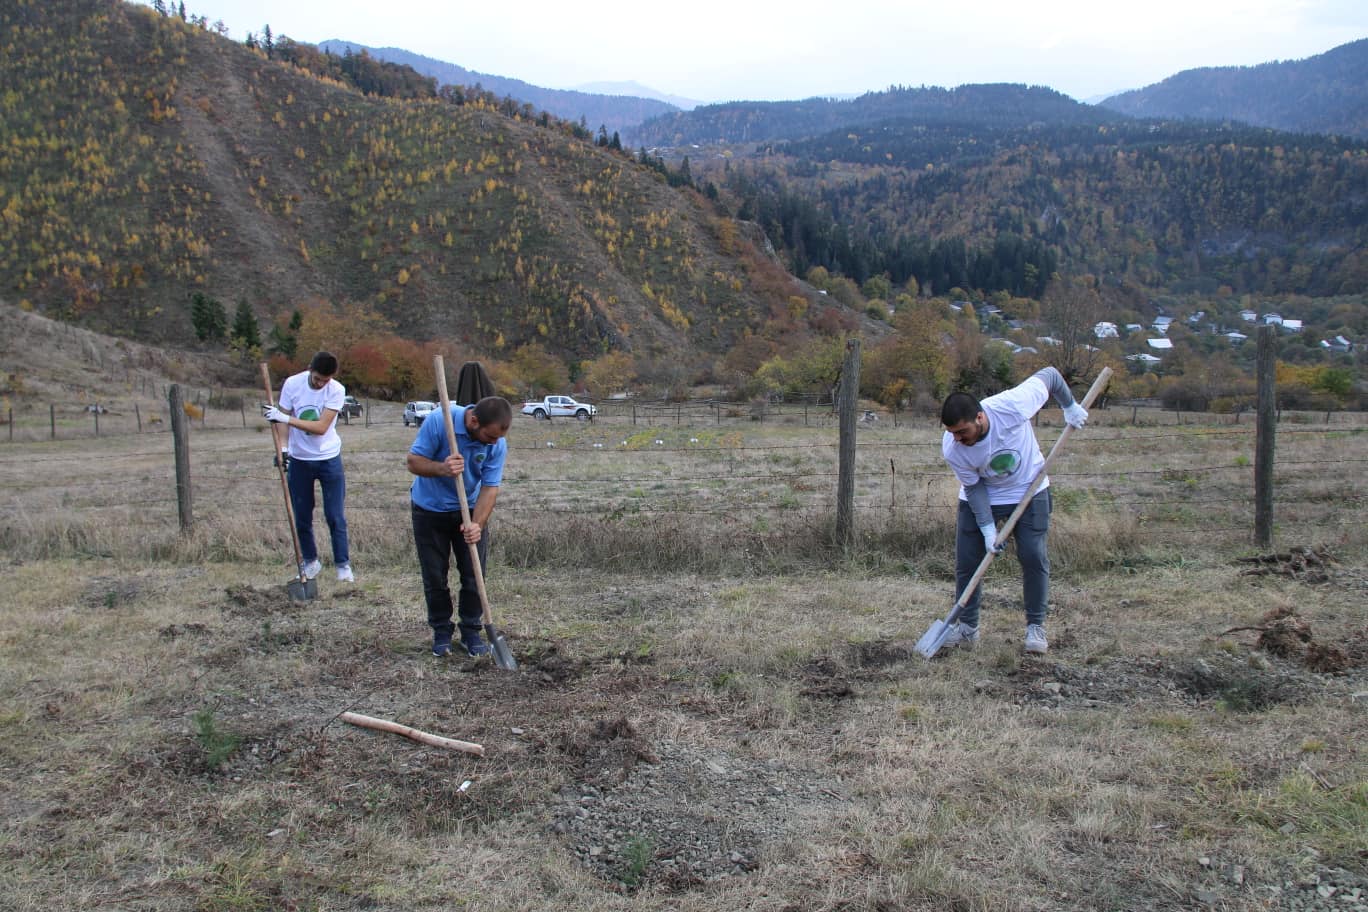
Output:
(3, 379), (1364, 570)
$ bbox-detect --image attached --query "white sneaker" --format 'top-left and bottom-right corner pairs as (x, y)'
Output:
(300, 559), (322, 580)
(1025, 624), (1048, 654)
(336, 564), (354, 583)
(941, 621), (980, 650)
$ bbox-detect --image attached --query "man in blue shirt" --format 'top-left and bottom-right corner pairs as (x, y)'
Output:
(406, 396), (513, 657)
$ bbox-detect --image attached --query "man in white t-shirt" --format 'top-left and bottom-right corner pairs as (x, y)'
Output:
(262, 351), (353, 582)
(938, 367), (1089, 654)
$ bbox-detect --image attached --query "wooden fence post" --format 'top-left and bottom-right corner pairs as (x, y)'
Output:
(93, 405), (99, 437)
(835, 337), (861, 549)
(1254, 326), (1276, 549)
(50, 403), (55, 439)
(169, 384), (193, 531)
(135, 403), (142, 433)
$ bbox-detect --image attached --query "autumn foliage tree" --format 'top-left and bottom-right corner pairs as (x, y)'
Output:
(581, 351), (637, 397)
(861, 300), (954, 408)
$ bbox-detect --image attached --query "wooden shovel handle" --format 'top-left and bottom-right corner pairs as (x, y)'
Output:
(260, 362), (307, 575)
(952, 367), (1113, 613)
(340, 711), (484, 756)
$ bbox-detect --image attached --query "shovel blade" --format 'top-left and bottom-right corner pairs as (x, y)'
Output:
(487, 625), (518, 671)
(914, 620), (951, 659)
(286, 577), (317, 602)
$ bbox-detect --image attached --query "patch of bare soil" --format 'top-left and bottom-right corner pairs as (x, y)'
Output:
(549, 728), (845, 890)
(984, 651), (1326, 712)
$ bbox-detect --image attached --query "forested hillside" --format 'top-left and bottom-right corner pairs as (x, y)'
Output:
(0, 0), (844, 378)
(721, 119), (1368, 297)
(1101, 38), (1368, 139)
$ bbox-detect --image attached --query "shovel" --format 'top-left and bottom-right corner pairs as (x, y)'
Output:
(434, 356), (517, 670)
(260, 363), (317, 602)
(916, 367), (1112, 658)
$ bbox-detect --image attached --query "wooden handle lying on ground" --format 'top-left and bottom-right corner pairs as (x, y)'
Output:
(340, 711), (484, 756)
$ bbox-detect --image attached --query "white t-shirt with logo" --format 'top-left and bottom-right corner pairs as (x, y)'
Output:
(942, 375), (1049, 505)
(278, 370), (345, 461)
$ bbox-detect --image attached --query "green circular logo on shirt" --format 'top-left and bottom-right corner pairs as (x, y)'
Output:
(987, 450), (1020, 477)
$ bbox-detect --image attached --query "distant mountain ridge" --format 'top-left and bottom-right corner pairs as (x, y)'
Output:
(1100, 38), (1368, 139)
(628, 84), (1125, 147)
(319, 40), (678, 134)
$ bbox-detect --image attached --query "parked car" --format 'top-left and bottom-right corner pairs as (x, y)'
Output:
(403, 401), (436, 427)
(521, 395), (596, 421)
(342, 396), (363, 418)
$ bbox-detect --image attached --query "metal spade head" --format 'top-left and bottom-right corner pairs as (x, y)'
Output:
(914, 620), (952, 659)
(487, 626), (518, 671)
(286, 576), (318, 601)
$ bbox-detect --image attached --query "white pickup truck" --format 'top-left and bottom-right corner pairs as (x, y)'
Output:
(521, 395), (597, 421)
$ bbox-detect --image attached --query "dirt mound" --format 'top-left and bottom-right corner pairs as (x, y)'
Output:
(1221, 602), (1367, 675)
(1236, 545), (1337, 583)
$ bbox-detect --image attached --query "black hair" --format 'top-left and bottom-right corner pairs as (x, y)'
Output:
(941, 391), (981, 427)
(472, 396), (513, 428)
(309, 351), (338, 376)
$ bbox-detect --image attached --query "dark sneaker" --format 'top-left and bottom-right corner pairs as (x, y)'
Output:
(461, 630), (492, 658)
(432, 636), (452, 657)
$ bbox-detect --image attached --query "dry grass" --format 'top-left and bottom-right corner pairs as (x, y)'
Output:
(1, 412), (1365, 910)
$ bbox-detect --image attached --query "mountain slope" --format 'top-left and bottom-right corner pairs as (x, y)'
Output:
(1100, 38), (1368, 139)
(1, 0), (843, 368)
(318, 40), (679, 134)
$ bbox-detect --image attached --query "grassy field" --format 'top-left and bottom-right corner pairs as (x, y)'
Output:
(1, 409), (1365, 911)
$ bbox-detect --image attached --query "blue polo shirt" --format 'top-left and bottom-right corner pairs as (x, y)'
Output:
(409, 405), (506, 512)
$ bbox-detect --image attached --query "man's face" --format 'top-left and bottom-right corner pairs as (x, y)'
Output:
(307, 370), (333, 390)
(473, 423), (508, 445)
(465, 409), (509, 445)
(945, 412), (987, 447)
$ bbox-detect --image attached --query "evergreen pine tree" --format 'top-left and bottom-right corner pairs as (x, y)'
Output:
(189, 292), (227, 342)
(230, 301), (261, 351)
(270, 310), (302, 358)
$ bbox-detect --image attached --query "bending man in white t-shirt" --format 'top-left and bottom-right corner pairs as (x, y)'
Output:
(262, 351), (353, 583)
(938, 367), (1089, 654)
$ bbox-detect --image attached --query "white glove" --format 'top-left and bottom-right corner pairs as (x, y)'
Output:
(262, 404), (289, 424)
(980, 523), (1004, 554)
(1063, 402), (1088, 429)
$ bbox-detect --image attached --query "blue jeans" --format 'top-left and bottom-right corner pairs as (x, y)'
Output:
(954, 488), (1051, 628)
(287, 455), (348, 566)
(411, 504), (489, 640)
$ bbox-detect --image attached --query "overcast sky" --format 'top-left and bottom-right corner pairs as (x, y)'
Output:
(168, 0), (1367, 103)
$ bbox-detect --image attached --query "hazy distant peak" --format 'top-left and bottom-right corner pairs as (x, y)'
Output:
(572, 80), (701, 111)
